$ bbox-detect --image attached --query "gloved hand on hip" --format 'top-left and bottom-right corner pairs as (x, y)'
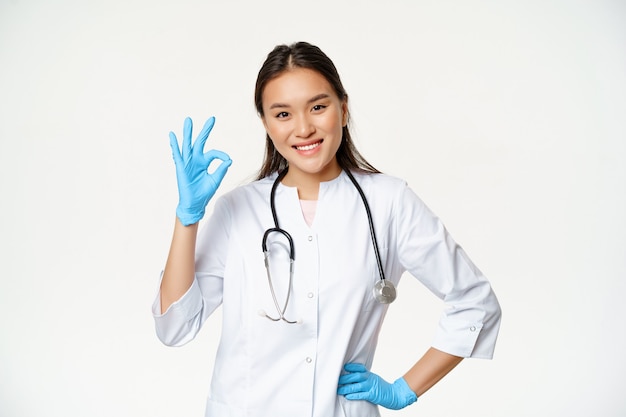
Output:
(337, 363), (418, 410)
(169, 116), (232, 226)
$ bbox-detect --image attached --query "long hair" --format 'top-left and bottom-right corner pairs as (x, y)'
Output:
(254, 42), (380, 180)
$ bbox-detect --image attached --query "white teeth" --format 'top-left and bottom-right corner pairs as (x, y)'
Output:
(295, 141), (321, 151)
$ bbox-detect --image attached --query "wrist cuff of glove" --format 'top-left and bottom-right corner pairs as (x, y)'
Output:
(176, 207), (205, 226)
(393, 377), (418, 406)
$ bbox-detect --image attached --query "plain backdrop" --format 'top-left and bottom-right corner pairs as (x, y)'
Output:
(1, 1), (625, 416)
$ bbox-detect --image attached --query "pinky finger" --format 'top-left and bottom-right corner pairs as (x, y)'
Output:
(169, 132), (183, 166)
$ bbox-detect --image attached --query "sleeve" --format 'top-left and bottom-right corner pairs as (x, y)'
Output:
(394, 184), (502, 359)
(152, 196), (232, 347)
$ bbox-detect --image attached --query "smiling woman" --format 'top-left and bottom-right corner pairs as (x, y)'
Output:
(253, 43), (380, 182)
(153, 41), (501, 417)
(260, 68), (347, 199)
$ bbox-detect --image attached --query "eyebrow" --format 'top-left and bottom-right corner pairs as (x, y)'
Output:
(268, 93), (331, 110)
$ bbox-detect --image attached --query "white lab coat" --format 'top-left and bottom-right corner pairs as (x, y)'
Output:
(153, 171), (501, 417)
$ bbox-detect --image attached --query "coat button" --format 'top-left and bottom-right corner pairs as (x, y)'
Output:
(307, 292), (314, 298)
(308, 236), (313, 241)
(470, 326), (477, 332)
(306, 357), (313, 363)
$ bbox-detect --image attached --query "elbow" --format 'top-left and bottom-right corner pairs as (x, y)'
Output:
(488, 287), (502, 327)
(151, 283), (204, 347)
(155, 322), (197, 347)
(153, 307), (202, 347)
(477, 288), (502, 359)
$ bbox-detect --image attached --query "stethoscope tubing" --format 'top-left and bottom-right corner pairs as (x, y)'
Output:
(260, 167), (393, 323)
(343, 169), (387, 283)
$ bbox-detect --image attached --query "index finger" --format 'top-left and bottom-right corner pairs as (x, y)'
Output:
(205, 150), (232, 179)
(338, 371), (367, 385)
(343, 363), (368, 373)
(204, 149), (231, 163)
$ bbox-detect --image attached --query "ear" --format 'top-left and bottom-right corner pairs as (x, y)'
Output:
(341, 96), (349, 127)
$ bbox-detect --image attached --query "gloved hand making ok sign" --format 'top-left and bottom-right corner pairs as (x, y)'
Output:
(337, 363), (418, 410)
(169, 116), (232, 226)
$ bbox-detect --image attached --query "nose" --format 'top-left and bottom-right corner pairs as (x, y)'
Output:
(295, 114), (315, 138)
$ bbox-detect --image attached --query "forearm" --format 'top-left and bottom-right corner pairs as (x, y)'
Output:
(159, 217), (199, 314)
(337, 347), (461, 409)
(403, 347), (463, 397)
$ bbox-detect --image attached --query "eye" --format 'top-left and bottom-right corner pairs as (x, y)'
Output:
(312, 104), (327, 112)
(276, 111), (289, 119)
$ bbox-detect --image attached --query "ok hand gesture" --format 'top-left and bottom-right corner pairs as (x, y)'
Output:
(169, 116), (232, 226)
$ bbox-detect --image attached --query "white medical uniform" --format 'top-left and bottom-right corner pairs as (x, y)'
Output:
(153, 171), (501, 417)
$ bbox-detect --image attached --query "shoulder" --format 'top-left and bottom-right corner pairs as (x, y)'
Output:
(348, 171), (429, 217)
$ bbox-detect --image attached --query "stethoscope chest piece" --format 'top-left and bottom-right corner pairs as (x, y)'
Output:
(373, 279), (397, 304)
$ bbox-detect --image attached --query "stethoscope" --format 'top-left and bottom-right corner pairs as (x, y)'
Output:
(260, 168), (397, 324)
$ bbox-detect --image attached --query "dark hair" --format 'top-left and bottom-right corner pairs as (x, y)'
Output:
(254, 41), (379, 180)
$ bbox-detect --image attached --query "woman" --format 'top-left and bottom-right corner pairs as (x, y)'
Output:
(153, 41), (501, 417)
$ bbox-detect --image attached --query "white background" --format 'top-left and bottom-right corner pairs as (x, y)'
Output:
(1, 0), (625, 416)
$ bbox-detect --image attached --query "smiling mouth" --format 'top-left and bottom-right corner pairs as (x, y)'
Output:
(294, 140), (323, 151)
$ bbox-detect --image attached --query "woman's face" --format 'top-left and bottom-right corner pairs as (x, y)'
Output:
(261, 67), (347, 185)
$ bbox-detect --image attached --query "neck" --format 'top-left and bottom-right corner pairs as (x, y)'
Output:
(296, 183), (320, 200)
(281, 163), (342, 200)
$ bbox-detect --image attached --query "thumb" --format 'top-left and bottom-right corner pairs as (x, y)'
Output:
(212, 158), (232, 183)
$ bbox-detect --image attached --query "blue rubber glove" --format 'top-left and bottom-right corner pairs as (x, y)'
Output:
(337, 363), (417, 410)
(169, 116), (232, 226)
